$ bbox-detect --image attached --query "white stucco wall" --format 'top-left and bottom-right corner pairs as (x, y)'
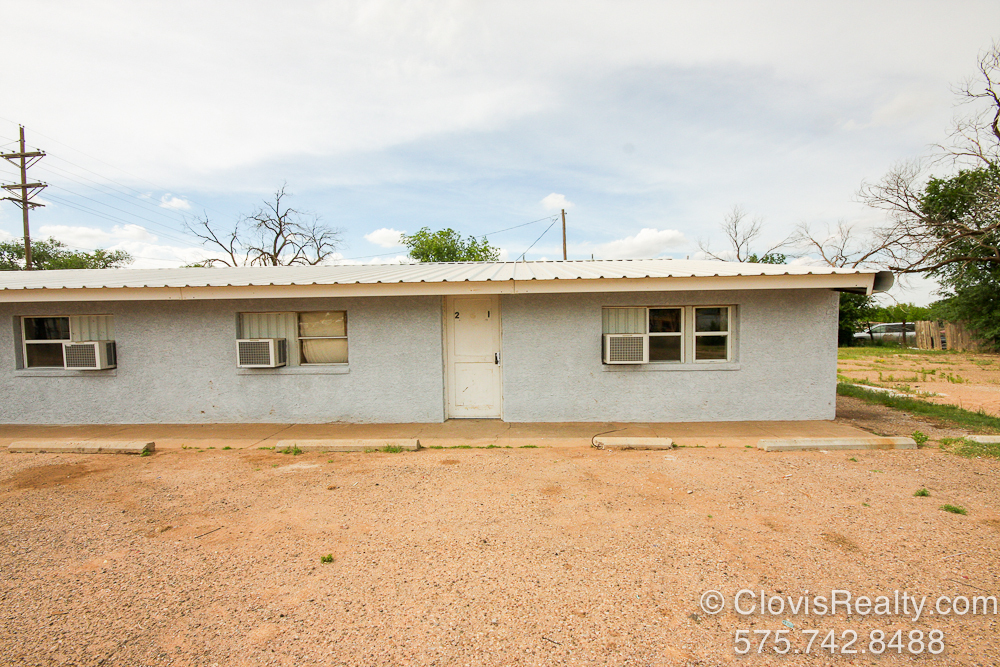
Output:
(0, 288), (840, 424)
(498, 289), (840, 422)
(0, 296), (446, 424)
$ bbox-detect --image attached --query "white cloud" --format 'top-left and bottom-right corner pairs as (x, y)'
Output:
(592, 228), (686, 259)
(38, 224), (156, 248)
(364, 227), (405, 248)
(541, 193), (573, 210)
(0, 228), (13, 242)
(159, 194), (191, 210)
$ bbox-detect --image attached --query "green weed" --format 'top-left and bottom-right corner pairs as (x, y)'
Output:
(837, 383), (1000, 434)
(940, 504), (967, 515)
(911, 431), (928, 446)
(914, 488), (930, 497)
(940, 437), (1000, 460)
(320, 553), (334, 563)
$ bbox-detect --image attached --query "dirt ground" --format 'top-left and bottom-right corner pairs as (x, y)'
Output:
(838, 349), (1000, 417)
(2, 412), (998, 666)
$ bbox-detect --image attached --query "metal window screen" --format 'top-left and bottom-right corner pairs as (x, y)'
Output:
(239, 340), (273, 366)
(64, 343), (97, 368)
(608, 335), (645, 362)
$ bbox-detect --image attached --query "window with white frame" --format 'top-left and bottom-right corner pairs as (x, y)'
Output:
(19, 315), (116, 368)
(239, 311), (348, 365)
(602, 306), (732, 363)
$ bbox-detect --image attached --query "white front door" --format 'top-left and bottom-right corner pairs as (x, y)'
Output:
(445, 295), (501, 418)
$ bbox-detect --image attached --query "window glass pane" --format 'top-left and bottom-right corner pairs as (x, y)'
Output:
(695, 307), (728, 333)
(695, 335), (728, 360)
(299, 311), (346, 337)
(24, 317), (70, 341)
(301, 338), (348, 364)
(649, 335), (681, 362)
(26, 343), (65, 367)
(648, 308), (681, 333)
(602, 308), (645, 334)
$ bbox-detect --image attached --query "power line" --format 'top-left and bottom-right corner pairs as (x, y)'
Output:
(35, 160), (193, 226)
(0, 118), (229, 219)
(40, 193), (194, 246)
(41, 183), (197, 245)
(517, 217), (559, 261)
(483, 214), (558, 238)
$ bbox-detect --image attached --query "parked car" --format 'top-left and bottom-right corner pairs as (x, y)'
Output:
(853, 322), (916, 344)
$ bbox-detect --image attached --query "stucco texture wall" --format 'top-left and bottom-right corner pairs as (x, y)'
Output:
(0, 296), (445, 424)
(499, 289), (840, 422)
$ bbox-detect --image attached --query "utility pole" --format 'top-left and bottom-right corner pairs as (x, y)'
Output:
(1, 126), (47, 270)
(561, 208), (567, 260)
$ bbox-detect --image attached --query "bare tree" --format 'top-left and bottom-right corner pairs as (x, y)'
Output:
(186, 185), (343, 267)
(790, 219), (906, 269)
(858, 42), (1000, 274)
(698, 205), (790, 262)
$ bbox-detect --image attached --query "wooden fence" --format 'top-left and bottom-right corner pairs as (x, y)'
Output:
(914, 321), (984, 352)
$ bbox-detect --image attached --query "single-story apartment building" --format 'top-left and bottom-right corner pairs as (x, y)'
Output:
(0, 259), (892, 424)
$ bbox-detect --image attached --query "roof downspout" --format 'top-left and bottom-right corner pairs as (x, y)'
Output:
(871, 271), (894, 295)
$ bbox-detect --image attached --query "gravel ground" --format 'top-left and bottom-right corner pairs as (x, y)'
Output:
(2, 419), (999, 666)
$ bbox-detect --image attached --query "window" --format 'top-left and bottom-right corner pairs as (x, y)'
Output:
(19, 315), (116, 369)
(602, 306), (732, 364)
(239, 311), (348, 365)
(22, 317), (70, 368)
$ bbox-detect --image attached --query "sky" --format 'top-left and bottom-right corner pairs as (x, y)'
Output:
(2, 1), (999, 305)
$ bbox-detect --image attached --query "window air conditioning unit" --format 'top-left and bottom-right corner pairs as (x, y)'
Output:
(237, 338), (287, 368)
(603, 334), (648, 364)
(63, 340), (117, 370)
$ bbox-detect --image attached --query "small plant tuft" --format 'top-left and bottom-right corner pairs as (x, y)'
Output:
(911, 431), (928, 446)
(381, 445), (405, 453)
(914, 488), (930, 497)
(940, 504), (967, 515)
(320, 553), (334, 563)
(140, 450), (151, 457)
(848, 457), (858, 462)
(222, 446), (232, 450)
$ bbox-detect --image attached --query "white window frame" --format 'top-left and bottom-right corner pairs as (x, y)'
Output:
(238, 311), (348, 367)
(690, 306), (732, 364)
(21, 315), (71, 369)
(19, 315), (117, 369)
(647, 307), (685, 363)
(297, 311), (348, 366)
(602, 305), (734, 365)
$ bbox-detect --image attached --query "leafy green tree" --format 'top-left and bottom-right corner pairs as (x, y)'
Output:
(401, 227), (500, 262)
(868, 302), (933, 324)
(929, 265), (1000, 349)
(916, 167), (1000, 349)
(746, 252), (786, 264)
(838, 293), (877, 346)
(0, 238), (132, 270)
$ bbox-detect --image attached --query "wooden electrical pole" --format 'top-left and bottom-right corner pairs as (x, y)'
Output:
(1, 126), (47, 270)
(561, 208), (567, 260)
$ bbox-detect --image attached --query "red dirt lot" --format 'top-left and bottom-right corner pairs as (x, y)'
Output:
(1, 438), (998, 666)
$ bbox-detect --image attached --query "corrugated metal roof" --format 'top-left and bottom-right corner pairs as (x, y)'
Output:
(0, 258), (875, 292)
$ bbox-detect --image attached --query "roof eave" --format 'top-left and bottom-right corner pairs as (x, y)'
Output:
(0, 272), (881, 303)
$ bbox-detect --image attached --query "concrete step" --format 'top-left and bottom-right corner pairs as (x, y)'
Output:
(593, 436), (674, 450)
(967, 435), (1000, 444)
(758, 437), (916, 452)
(271, 438), (420, 452)
(8, 440), (155, 455)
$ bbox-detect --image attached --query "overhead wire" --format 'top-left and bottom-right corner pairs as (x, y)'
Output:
(517, 217), (560, 261)
(0, 118), (229, 218)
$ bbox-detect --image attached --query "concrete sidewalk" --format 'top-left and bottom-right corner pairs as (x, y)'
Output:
(0, 419), (871, 451)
